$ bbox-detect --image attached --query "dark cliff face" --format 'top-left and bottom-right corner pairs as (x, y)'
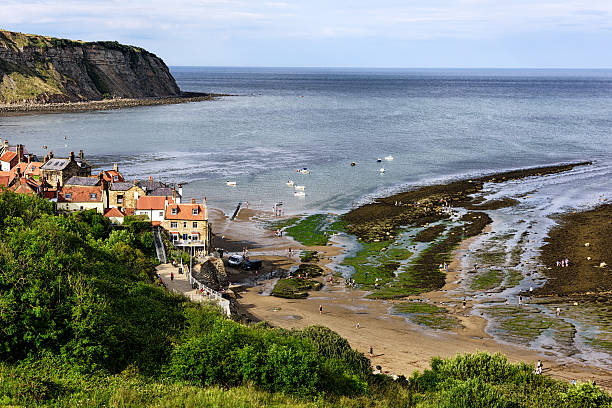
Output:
(0, 30), (181, 104)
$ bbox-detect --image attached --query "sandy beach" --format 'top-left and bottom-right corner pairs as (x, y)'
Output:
(210, 205), (612, 388)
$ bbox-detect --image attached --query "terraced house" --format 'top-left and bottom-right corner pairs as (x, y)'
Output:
(162, 198), (210, 253)
(57, 185), (107, 213)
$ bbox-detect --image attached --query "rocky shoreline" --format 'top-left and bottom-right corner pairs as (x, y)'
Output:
(0, 92), (228, 116)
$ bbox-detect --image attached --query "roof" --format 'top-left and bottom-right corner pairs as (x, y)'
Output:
(138, 179), (166, 192)
(165, 203), (207, 221)
(148, 187), (180, 197)
(65, 176), (100, 186)
(152, 221), (161, 227)
(100, 170), (124, 183)
(10, 178), (38, 195)
(75, 157), (91, 169)
(135, 195), (174, 210)
(7, 145), (29, 155)
(0, 151), (17, 163)
(110, 181), (134, 191)
(58, 186), (104, 203)
(0, 171), (11, 187)
(41, 158), (71, 171)
(124, 208), (135, 216)
(104, 208), (125, 218)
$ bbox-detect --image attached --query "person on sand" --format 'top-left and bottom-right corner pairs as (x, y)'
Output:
(170, 271), (174, 281)
(369, 346), (373, 357)
(536, 360), (543, 375)
(556, 307), (561, 317)
(319, 305), (323, 315)
(518, 295), (522, 305)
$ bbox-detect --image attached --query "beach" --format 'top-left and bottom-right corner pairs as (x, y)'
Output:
(209, 168), (612, 389)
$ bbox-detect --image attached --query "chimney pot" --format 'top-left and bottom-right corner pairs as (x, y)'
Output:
(79, 150), (84, 160)
(191, 198), (196, 204)
(133, 179), (138, 186)
(113, 162), (118, 172)
(69, 151), (75, 161)
(49, 151), (54, 159)
(149, 176), (153, 182)
(27, 154), (32, 164)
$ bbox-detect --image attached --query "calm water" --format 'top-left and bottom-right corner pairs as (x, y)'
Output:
(1, 67), (612, 214)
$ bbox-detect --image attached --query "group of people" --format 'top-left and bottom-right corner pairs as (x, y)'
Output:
(556, 258), (570, 267)
(438, 262), (449, 273)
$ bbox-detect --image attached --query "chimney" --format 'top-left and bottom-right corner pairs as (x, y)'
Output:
(69, 151), (75, 161)
(178, 183), (183, 197)
(3, 140), (8, 151)
(191, 198), (196, 204)
(79, 150), (84, 160)
(172, 188), (177, 201)
(16, 145), (24, 162)
(164, 197), (168, 209)
(27, 154), (32, 164)
(149, 176), (153, 182)
(113, 162), (118, 172)
(49, 151), (54, 159)
(133, 179), (138, 186)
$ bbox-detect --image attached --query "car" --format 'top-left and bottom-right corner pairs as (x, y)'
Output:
(242, 259), (263, 271)
(227, 254), (244, 267)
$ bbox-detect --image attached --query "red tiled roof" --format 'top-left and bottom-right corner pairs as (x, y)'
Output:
(10, 179), (37, 195)
(104, 208), (125, 218)
(0, 151), (17, 163)
(164, 203), (207, 221)
(0, 171), (10, 187)
(58, 185), (104, 203)
(43, 190), (57, 199)
(152, 221), (162, 226)
(124, 208), (135, 216)
(136, 195), (174, 210)
(100, 170), (125, 183)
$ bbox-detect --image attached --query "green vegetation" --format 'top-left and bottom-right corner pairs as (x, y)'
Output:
(295, 263), (324, 277)
(392, 302), (461, 330)
(1, 190), (610, 406)
(471, 269), (504, 291)
(300, 250), (319, 262)
(285, 214), (344, 246)
(272, 278), (322, 299)
(414, 224), (446, 242)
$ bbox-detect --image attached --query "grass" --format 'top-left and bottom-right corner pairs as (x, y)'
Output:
(471, 269), (503, 291)
(342, 240), (402, 286)
(392, 302), (461, 330)
(272, 278), (322, 299)
(265, 216), (300, 231)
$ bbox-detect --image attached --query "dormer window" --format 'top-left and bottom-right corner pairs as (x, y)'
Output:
(192, 208), (198, 215)
(171, 207), (178, 215)
(90, 193), (97, 199)
(65, 193), (72, 200)
(113, 175), (119, 181)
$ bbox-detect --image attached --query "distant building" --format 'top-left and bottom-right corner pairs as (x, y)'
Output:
(100, 163), (124, 184)
(103, 207), (126, 225)
(0, 144), (25, 171)
(108, 180), (146, 211)
(162, 198), (210, 253)
(40, 151), (83, 187)
(135, 195), (175, 223)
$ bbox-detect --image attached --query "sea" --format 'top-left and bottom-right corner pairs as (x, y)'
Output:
(2, 67), (612, 367)
(2, 67), (612, 215)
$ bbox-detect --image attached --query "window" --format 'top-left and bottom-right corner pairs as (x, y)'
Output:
(90, 193), (97, 199)
(192, 208), (198, 215)
(65, 193), (72, 200)
(182, 233), (188, 240)
(170, 222), (178, 228)
(191, 234), (199, 241)
(171, 207), (178, 215)
(158, 211), (164, 217)
(192, 222), (198, 228)
(113, 175), (119, 181)
(183, 222), (187, 228)
(171, 234), (179, 241)
(117, 195), (123, 204)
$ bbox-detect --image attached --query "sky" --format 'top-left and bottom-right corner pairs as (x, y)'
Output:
(2, 0), (612, 68)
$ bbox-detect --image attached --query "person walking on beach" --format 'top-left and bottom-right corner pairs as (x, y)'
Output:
(556, 307), (561, 317)
(518, 295), (522, 305)
(356, 322), (360, 329)
(319, 305), (323, 315)
(369, 346), (373, 357)
(170, 271), (174, 281)
(536, 360), (543, 375)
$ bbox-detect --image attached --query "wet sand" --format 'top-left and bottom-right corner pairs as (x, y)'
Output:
(211, 205), (612, 388)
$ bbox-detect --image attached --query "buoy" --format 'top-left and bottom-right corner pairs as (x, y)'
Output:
(351, 162), (356, 166)
(379, 168), (385, 173)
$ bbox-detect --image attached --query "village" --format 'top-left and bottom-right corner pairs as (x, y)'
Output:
(0, 139), (212, 255)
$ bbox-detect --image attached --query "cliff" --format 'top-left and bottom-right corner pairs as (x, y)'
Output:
(0, 30), (181, 104)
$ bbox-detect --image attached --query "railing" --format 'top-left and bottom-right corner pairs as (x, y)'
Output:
(187, 267), (231, 316)
(172, 239), (205, 247)
(153, 227), (167, 263)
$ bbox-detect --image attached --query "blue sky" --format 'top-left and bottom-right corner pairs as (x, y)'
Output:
(2, 0), (612, 68)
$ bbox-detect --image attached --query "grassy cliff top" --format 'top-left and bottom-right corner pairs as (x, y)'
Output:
(0, 29), (151, 55)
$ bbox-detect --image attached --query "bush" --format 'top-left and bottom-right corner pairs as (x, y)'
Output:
(561, 382), (611, 408)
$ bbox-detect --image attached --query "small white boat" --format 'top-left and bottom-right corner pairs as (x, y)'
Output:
(295, 185), (305, 191)
(294, 191), (306, 197)
(286, 180), (295, 186)
(384, 155), (394, 161)
(297, 168), (310, 174)
(379, 168), (385, 173)
(226, 181), (237, 186)
(376, 158), (382, 162)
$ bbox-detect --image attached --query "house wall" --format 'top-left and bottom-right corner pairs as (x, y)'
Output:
(41, 162), (81, 187)
(57, 201), (104, 213)
(135, 208), (166, 222)
(162, 219), (208, 244)
(108, 185), (145, 209)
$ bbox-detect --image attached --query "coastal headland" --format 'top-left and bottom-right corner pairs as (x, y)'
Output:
(211, 161), (611, 388)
